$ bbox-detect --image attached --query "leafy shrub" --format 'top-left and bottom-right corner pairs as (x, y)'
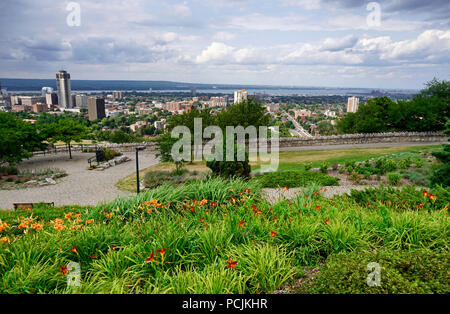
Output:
(296, 249), (450, 294)
(379, 159), (398, 174)
(346, 166), (354, 174)
(0, 166), (18, 176)
(413, 159), (424, 168)
(5, 178), (13, 182)
(206, 144), (251, 179)
(319, 163), (328, 174)
(331, 163), (339, 171)
(349, 173), (362, 185)
(402, 168), (432, 186)
(387, 172), (401, 186)
(303, 162), (312, 171)
(338, 167), (345, 174)
(104, 149), (122, 161)
(356, 167), (381, 176)
(253, 170), (339, 188)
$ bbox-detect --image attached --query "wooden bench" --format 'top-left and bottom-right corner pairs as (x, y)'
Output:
(13, 202), (55, 210)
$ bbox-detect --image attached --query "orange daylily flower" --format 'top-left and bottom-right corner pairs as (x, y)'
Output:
(315, 205), (321, 210)
(324, 219), (330, 225)
(226, 257), (238, 269)
(68, 246), (78, 254)
(65, 212), (74, 219)
(1, 237), (10, 244)
(284, 186), (289, 190)
(145, 251), (155, 263)
(238, 220), (245, 228)
(0, 221), (9, 232)
(270, 230), (277, 237)
(105, 212), (114, 219)
(211, 201), (217, 208)
(59, 265), (68, 276)
(54, 223), (65, 231)
(31, 223), (43, 231)
(85, 219), (94, 224)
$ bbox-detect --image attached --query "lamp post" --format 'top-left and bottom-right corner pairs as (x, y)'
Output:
(135, 146), (146, 194)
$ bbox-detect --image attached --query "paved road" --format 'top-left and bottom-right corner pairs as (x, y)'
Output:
(0, 151), (159, 210)
(283, 111), (312, 138)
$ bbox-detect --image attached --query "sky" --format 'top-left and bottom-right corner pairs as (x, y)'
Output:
(0, 0), (449, 89)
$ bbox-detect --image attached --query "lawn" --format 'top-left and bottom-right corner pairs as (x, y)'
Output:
(0, 178), (448, 294)
(116, 145), (438, 192)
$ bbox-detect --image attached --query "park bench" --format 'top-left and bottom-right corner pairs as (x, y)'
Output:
(13, 202), (55, 210)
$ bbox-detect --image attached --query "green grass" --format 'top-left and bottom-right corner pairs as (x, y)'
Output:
(0, 179), (448, 294)
(252, 170), (339, 188)
(254, 145), (438, 172)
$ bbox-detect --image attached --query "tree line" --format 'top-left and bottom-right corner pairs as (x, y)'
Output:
(337, 78), (449, 134)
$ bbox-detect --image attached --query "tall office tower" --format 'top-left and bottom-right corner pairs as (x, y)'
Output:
(41, 87), (53, 96)
(234, 89), (248, 104)
(88, 97), (106, 121)
(347, 96), (360, 113)
(190, 87), (197, 97)
(56, 70), (72, 108)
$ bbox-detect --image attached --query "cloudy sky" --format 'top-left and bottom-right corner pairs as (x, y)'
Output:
(0, 0), (449, 89)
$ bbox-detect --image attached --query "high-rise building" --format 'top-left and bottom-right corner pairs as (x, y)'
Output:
(347, 97), (359, 113)
(41, 87), (53, 96)
(74, 94), (88, 108)
(112, 91), (123, 100)
(88, 97), (106, 121)
(56, 70), (72, 108)
(234, 89), (248, 104)
(46, 92), (58, 105)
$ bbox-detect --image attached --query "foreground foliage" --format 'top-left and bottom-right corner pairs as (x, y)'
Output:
(0, 178), (448, 294)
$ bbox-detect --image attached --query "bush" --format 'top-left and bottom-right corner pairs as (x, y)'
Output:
(319, 162), (328, 174)
(338, 167), (345, 174)
(303, 162), (312, 171)
(296, 249), (450, 294)
(349, 173), (362, 185)
(387, 172), (401, 186)
(253, 170), (339, 188)
(206, 144), (251, 179)
(0, 166), (18, 176)
(104, 149), (122, 161)
(346, 166), (354, 174)
(5, 178), (13, 182)
(413, 159), (424, 168)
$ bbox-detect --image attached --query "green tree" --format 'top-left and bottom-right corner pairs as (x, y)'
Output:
(45, 119), (89, 159)
(216, 98), (270, 130)
(0, 112), (46, 165)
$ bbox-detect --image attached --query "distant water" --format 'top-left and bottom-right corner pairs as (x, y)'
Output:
(0, 78), (418, 96)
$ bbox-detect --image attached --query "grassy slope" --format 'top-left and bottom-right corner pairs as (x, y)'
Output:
(116, 145), (438, 192)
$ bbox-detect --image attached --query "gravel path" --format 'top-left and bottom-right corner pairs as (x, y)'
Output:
(0, 151), (159, 210)
(263, 185), (373, 204)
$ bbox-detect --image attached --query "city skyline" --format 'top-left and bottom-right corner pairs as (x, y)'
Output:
(0, 0), (449, 89)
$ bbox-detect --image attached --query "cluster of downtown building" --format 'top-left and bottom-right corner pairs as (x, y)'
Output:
(1, 71), (112, 121)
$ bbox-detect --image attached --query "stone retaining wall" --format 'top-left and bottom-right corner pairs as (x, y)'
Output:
(33, 132), (448, 155)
